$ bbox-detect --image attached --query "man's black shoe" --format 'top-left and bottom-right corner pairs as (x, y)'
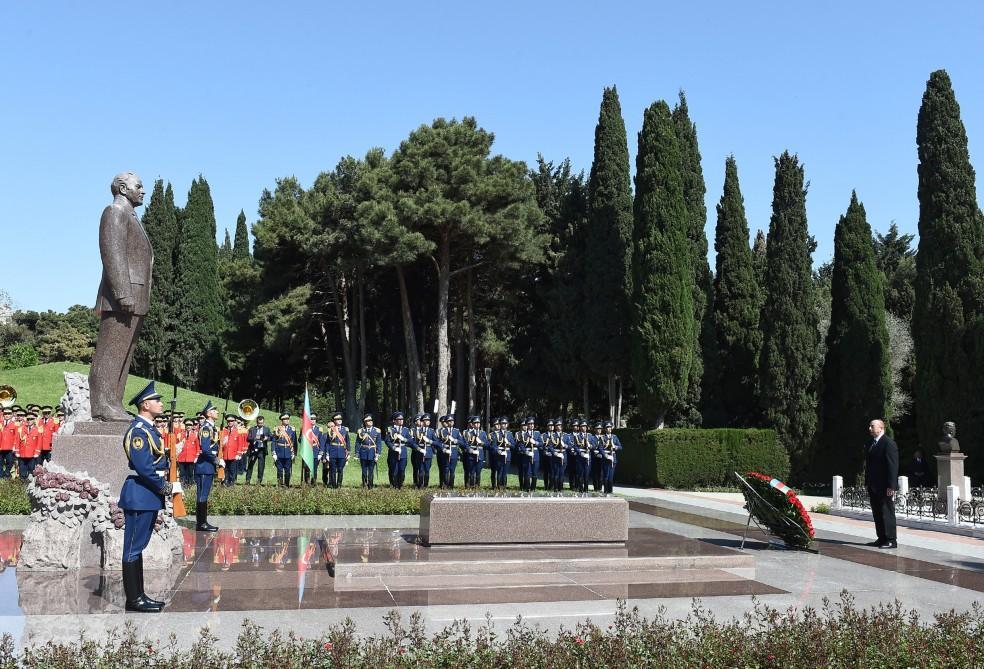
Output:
(878, 540), (898, 549)
(865, 540), (883, 547)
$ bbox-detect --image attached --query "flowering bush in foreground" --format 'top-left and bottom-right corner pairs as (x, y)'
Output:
(4, 593), (983, 668)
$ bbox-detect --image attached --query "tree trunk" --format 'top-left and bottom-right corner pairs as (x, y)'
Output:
(328, 271), (357, 424)
(582, 378), (590, 417)
(455, 304), (467, 425)
(467, 268), (477, 414)
(381, 367), (389, 422)
(396, 266), (425, 413)
(616, 376), (623, 428)
(435, 234), (452, 416)
(357, 271), (368, 418)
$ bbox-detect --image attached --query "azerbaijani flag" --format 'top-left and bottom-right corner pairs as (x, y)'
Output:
(299, 386), (315, 474)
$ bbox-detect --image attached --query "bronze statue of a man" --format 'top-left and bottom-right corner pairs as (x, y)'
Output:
(89, 173), (154, 421)
(938, 421), (960, 453)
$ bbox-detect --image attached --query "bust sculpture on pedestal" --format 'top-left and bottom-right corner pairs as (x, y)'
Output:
(934, 421), (969, 500)
(88, 173), (153, 422)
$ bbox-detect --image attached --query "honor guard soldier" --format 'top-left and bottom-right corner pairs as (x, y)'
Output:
(411, 414), (436, 488)
(0, 406), (17, 479)
(221, 415), (240, 487)
(273, 413), (296, 486)
(488, 417), (514, 490)
(245, 415), (271, 484)
(591, 421), (605, 491)
(544, 419), (568, 492)
(571, 419), (593, 492)
(435, 414), (462, 489)
(177, 418), (198, 486)
(385, 411), (411, 488)
(324, 412), (349, 487)
(194, 401), (220, 532)
(357, 414), (381, 488)
(118, 381), (172, 612)
(303, 413), (323, 485)
(515, 417), (542, 492)
(597, 420), (621, 494)
(540, 419), (556, 490)
(462, 415), (487, 488)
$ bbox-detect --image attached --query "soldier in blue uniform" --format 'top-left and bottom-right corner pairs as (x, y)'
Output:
(461, 415), (487, 488)
(357, 414), (381, 488)
(514, 417), (542, 492)
(119, 381), (171, 612)
(488, 416), (514, 490)
(571, 419), (593, 492)
(273, 413), (296, 487)
(435, 414), (462, 489)
(195, 401), (220, 533)
(324, 412), (349, 488)
(597, 420), (622, 494)
(591, 421), (605, 491)
(411, 413), (436, 488)
(385, 411), (412, 489)
(544, 418), (568, 492)
(303, 413), (323, 485)
(540, 419), (556, 490)
(565, 419), (580, 489)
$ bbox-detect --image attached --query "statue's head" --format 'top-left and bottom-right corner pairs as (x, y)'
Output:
(110, 172), (145, 208)
(943, 421), (956, 437)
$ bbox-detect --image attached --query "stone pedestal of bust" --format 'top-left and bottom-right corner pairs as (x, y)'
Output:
(935, 422), (969, 500)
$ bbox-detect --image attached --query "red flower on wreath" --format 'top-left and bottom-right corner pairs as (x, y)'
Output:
(743, 471), (815, 544)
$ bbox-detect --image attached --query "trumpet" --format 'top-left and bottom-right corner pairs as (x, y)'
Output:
(0, 385), (15, 409)
(238, 399), (259, 421)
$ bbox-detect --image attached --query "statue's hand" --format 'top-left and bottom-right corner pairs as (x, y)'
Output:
(117, 296), (135, 314)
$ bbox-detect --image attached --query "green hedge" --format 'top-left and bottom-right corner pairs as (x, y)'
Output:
(0, 480), (30, 514)
(615, 428), (789, 488)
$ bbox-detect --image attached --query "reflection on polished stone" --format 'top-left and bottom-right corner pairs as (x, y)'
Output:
(0, 525), (785, 614)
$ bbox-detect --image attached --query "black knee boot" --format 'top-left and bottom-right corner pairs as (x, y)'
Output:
(123, 560), (162, 612)
(196, 501), (218, 532)
(136, 556), (165, 607)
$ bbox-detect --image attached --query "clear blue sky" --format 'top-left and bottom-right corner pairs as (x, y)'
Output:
(1, 1), (981, 312)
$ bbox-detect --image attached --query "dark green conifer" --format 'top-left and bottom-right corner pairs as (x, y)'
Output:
(233, 210), (251, 261)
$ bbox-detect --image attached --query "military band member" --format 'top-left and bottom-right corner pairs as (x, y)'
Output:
(195, 401), (220, 532)
(462, 415), (487, 488)
(0, 407), (17, 479)
(515, 417), (542, 492)
(488, 416), (514, 490)
(411, 413), (436, 488)
(119, 381), (171, 612)
(597, 420), (621, 494)
(323, 412), (349, 487)
(39, 406), (56, 463)
(385, 411), (411, 489)
(245, 415), (271, 484)
(177, 418), (198, 486)
(221, 415), (240, 487)
(273, 413), (296, 487)
(357, 414), (381, 488)
(18, 411), (42, 478)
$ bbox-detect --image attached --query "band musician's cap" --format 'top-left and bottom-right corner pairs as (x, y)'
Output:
(56, 408), (65, 416)
(279, 413), (291, 420)
(41, 406), (52, 413)
(184, 418), (195, 426)
(201, 400), (215, 414)
(130, 381), (162, 407)
(225, 414), (236, 421)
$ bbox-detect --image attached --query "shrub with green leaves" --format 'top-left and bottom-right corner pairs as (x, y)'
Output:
(616, 428), (789, 488)
(0, 480), (30, 514)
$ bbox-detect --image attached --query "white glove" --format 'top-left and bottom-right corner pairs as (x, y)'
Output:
(171, 481), (184, 495)
(218, 459), (226, 467)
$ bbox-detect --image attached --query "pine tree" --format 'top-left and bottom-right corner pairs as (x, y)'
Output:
(759, 152), (819, 470)
(630, 100), (695, 426)
(913, 69), (984, 468)
(133, 180), (178, 380)
(233, 209), (251, 261)
(672, 92), (711, 426)
(708, 156), (762, 426)
(584, 86), (634, 419)
(174, 176), (224, 389)
(817, 192), (892, 481)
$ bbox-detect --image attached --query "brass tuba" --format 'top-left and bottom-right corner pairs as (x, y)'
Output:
(238, 399), (259, 421)
(0, 385), (15, 408)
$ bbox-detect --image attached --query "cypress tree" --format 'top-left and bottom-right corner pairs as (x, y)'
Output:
(220, 229), (232, 262)
(708, 156), (762, 426)
(913, 69), (984, 467)
(174, 176), (223, 388)
(752, 229), (768, 288)
(133, 179), (178, 380)
(759, 152), (819, 470)
(630, 100), (694, 427)
(672, 92), (711, 425)
(817, 192), (892, 482)
(584, 86), (634, 416)
(233, 209), (251, 261)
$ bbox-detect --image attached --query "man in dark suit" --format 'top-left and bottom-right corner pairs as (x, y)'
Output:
(90, 172), (154, 422)
(865, 418), (899, 549)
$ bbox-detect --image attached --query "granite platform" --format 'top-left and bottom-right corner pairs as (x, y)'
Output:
(51, 421), (130, 494)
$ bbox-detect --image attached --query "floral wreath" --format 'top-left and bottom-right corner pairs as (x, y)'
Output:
(738, 471), (814, 548)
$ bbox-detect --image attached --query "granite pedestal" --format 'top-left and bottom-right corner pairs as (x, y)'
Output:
(420, 494), (629, 545)
(936, 453), (969, 500)
(51, 421), (130, 496)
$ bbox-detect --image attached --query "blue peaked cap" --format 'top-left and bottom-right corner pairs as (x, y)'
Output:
(201, 400), (214, 414)
(130, 381), (162, 407)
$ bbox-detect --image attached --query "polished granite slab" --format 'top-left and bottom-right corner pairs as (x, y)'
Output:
(0, 526), (780, 614)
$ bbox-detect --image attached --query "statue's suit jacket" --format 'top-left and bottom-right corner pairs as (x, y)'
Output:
(95, 201), (154, 316)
